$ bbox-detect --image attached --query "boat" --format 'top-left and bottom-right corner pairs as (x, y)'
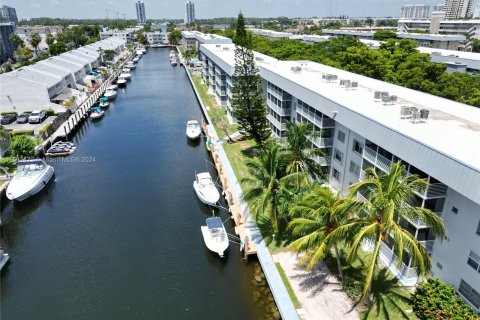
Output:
(107, 84), (118, 91)
(206, 139), (212, 152)
(117, 78), (127, 86)
(127, 63), (136, 69)
(6, 159), (55, 201)
(171, 59), (178, 67)
(104, 89), (117, 100)
(45, 141), (76, 157)
(99, 97), (110, 108)
(90, 106), (104, 120)
(201, 217), (229, 258)
(0, 248), (9, 271)
(141, 48), (147, 54)
(186, 120), (202, 140)
(170, 50), (175, 58)
(133, 57), (140, 63)
(122, 67), (131, 73)
(193, 172), (220, 206)
(119, 73), (131, 80)
(136, 50), (143, 56)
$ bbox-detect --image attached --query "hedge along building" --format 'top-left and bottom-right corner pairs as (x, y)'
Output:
(0, 37), (125, 114)
(199, 42), (480, 312)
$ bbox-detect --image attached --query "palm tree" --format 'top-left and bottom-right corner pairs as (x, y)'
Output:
(327, 161), (446, 303)
(288, 186), (360, 284)
(9, 33), (24, 49)
(46, 34), (55, 46)
(241, 139), (307, 233)
(29, 33), (42, 56)
(283, 121), (325, 179)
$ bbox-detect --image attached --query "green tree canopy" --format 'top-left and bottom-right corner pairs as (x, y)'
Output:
(11, 135), (36, 160)
(373, 30), (397, 41)
(49, 42), (66, 56)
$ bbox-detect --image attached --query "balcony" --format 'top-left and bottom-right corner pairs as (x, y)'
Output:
(363, 146), (393, 173)
(413, 183), (448, 199)
(267, 114), (287, 131)
(418, 240), (435, 254)
(311, 137), (334, 148)
(313, 155), (331, 166)
(267, 100), (291, 117)
(379, 242), (419, 280)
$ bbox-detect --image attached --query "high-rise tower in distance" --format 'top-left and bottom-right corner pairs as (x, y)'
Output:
(135, 1), (146, 25)
(185, 1), (195, 24)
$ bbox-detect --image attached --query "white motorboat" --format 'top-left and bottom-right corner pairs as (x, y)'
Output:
(171, 59), (178, 66)
(119, 73), (131, 80)
(136, 50), (143, 56)
(122, 67), (131, 73)
(170, 50), (175, 58)
(107, 84), (118, 91)
(117, 78), (127, 86)
(186, 120), (201, 140)
(127, 63), (136, 69)
(133, 57), (140, 63)
(0, 248), (9, 271)
(6, 159), (54, 201)
(201, 217), (229, 258)
(90, 107), (104, 120)
(193, 172), (220, 206)
(104, 89), (117, 99)
(99, 100), (109, 108)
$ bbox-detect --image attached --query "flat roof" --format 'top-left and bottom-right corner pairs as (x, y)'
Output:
(201, 43), (480, 172)
(323, 29), (466, 41)
(418, 47), (480, 62)
(8, 67), (61, 88)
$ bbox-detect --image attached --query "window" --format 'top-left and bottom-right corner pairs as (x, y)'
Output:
(337, 130), (345, 143)
(349, 161), (360, 177)
(467, 251), (480, 272)
(334, 149), (343, 164)
(458, 280), (480, 309)
(452, 206), (458, 214)
(477, 221), (480, 236)
(353, 139), (363, 155)
(332, 168), (341, 181)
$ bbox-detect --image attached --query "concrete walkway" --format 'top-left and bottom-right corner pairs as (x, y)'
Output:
(273, 251), (359, 320)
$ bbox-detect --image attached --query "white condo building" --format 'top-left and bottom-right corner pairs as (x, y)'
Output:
(135, 0), (146, 25)
(185, 1), (195, 24)
(443, 0), (475, 19)
(401, 4), (431, 19)
(198, 43), (480, 312)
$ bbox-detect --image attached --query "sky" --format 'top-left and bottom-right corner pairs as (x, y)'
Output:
(5, 0), (449, 20)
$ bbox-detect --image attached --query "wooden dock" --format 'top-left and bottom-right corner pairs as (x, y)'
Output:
(203, 124), (257, 256)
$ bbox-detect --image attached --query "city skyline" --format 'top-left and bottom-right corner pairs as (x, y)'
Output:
(2, 0), (465, 20)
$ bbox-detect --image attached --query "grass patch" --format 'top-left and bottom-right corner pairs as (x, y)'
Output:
(190, 73), (238, 139)
(275, 262), (302, 309)
(223, 139), (256, 190)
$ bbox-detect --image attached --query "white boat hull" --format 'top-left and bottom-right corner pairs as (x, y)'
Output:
(193, 181), (220, 206)
(6, 165), (54, 201)
(104, 91), (117, 100)
(201, 226), (229, 257)
(90, 110), (104, 120)
(186, 129), (201, 140)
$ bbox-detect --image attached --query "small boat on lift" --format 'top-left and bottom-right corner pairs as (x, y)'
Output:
(6, 159), (55, 201)
(127, 62), (136, 69)
(45, 141), (76, 157)
(201, 217), (229, 258)
(193, 172), (220, 206)
(107, 84), (118, 91)
(90, 106), (104, 120)
(104, 89), (117, 100)
(99, 97), (110, 108)
(119, 73), (131, 80)
(117, 77), (127, 86)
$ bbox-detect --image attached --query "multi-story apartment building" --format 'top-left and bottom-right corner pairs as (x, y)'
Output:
(0, 5), (17, 24)
(145, 32), (167, 45)
(0, 22), (15, 63)
(323, 29), (466, 50)
(181, 31), (232, 52)
(185, 1), (195, 24)
(100, 29), (134, 44)
(135, 1), (146, 25)
(199, 43), (480, 312)
(401, 4), (431, 19)
(443, 0), (474, 19)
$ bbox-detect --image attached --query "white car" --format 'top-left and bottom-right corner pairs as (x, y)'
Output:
(28, 110), (46, 124)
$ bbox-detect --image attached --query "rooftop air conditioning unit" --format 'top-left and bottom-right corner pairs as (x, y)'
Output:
(351, 81), (358, 89)
(410, 110), (420, 124)
(255, 57), (264, 61)
(382, 95), (392, 105)
(339, 79), (350, 87)
(291, 66), (302, 73)
(420, 109), (429, 120)
(390, 95), (398, 104)
(400, 106), (411, 119)
(223, 47), (229, 50)
(215, 44), (221, 47)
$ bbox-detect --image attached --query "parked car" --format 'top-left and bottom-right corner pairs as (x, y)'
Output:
(1, 113), (18, 125)
(28, 110), (46, 124)
(16, 112), (31, 124)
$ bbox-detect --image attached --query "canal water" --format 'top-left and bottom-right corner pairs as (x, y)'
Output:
(0, 48), (273, 319)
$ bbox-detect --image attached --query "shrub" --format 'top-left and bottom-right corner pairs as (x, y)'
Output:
(39, 123), (53, 133)
(413, 278), (479, 320)
(1, 111), (18, 116)
(45, 109), (55, 116)
(11, 130), (34, 137)
(10, 135), (37, 160)
(0, 157), (16, 172)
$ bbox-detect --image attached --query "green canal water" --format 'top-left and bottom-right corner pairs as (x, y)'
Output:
(0, 48), (277, 320)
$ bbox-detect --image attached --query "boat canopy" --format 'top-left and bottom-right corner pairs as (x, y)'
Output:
(206, 217), (223, 230)
(91, 106), (101, 111)
(100, 97), (109, 102)
(197, 172), (212, 181)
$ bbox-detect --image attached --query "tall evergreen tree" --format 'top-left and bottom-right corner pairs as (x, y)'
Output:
(231, 13), (271, 146)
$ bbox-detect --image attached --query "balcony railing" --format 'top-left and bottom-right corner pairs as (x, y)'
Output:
(267, 114), (287, 131)
(379, 242), (419, 280)
(311, 137), (334, 148)
(363, 146), (393, 173)
(418, 240), (435, 254)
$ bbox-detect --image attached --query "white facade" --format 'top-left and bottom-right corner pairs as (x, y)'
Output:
(145, 32), (167, 45)
(401, 4), (431, 19)
(443, 0), (475, 19)
(181, 31), (232, 51)
(100, 29), (134, 44)
(135, 1), (146, 25)
(185, 1), (195, 24)
(199, 43), (480, 311)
